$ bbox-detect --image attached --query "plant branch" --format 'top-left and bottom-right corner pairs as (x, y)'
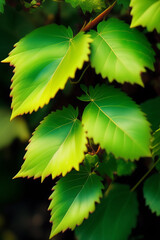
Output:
(131, 158), (160, 192)
(81, 1), (117, 32)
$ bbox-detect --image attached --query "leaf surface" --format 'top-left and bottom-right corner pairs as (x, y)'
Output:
(89, 18), (155, 85)
(49, 166), (104, 238)
(0, 0), (5, 13)
(130, 0), (160, 33)
(141, 97), (160, 132)
(76, 184), (138, 240)
(14, 105), (87, 181)
(152, 128), (160, 159)
(79, 85), (151, 160)
(3, 24), (92, 119)
(143, 173), (160, 216)
(65, 0), (105, 13)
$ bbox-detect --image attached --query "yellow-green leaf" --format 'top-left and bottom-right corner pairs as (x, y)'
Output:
(49, 167), (104, 238)
(2, 24), (92, 120)
(130, 0), (160, 33)
(89, 18), (155, 86)
(79, 85), (151, 160)
(14, 105), (87, 181)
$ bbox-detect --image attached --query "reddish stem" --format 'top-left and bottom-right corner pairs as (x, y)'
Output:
(81, 1), (117, 32)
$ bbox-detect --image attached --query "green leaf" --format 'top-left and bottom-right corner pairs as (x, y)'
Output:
(65, 0), (106, 13)
(76, 184), (138, 240)
(151, 128), (160, 172)
(80, 84), (151, 160)
(141, 97), (160, 132)
(152, 128), (160, 159)
(143, 173), (160, 216)
(89, 18), (155, 86)
(0, 0), (5, 13)
(117, 0), (130, 8)
(2, 24), (92, 120)
(84, 154), (99, 171)
(130, 0), (160, 33)
(14, 105), (87, 181)
(0, 108), (30, 149)
(97, 153), (136, 178)
(97, 153), (117, 179)
(117, 158), (136, 176)
(49, 166), (104, 238)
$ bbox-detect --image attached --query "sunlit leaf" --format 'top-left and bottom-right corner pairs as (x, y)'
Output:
(0, 108), (30, 149)
(89, 18), (155, 86)
(130, 0), (160, 33)
(14, 105), (87, 181)
(79, 84), (151, 160)
(76, 184), (138, 240)
(143, 173), (160, 216)
(2, 24), (92, 119)
(49, 166), (104, 238)
(65, 0), (105, 13)
(141, 97), (160, 132)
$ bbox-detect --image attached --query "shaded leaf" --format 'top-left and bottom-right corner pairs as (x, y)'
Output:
(151, 128), (160, 172)
(0, 108), (30, 149)
(143, 173), (160, 216)
(0, 0), (5, 13)
(65, 0), (105, 13)
(89, 18), (155, 86)
(97, 153), (117, 179)
(14, 105), (87, 181)
(117, 158), (136, 176)
(49, 166), (104, 238)
(3, 24), (92, 119)
(152, 128), (160, 159)
(117, 0), (130, 8)
(130, 0), (160, 33)
(80, 84), (151, 160)
(141, 97), (160, 132)
(76, 184), (138, 240)
(84, 154), (99, 171)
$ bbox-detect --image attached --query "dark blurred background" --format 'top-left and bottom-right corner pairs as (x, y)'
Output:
(0, 1), (160, 240)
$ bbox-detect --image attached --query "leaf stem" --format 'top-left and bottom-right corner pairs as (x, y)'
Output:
(131, 158), (160, 192)
(81, 1), (117, 32)
(70, 64), (90, 84)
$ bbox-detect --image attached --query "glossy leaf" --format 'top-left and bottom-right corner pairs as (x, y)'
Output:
(141, 97), (160, 132)
(49, 166), (104, 238)
(79, 85), (151, 160)
(65, 0), (105, 13)
(0, 108), (30, 149)
(2, 24), (92, 120)
(14, 105), (87, 181)
(89, 18), (155, 86)
(130, 0), (160, 33)
(143, 173), (160, 216)
(0, 0), (5, 13)
(76, 184), (138, 240)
